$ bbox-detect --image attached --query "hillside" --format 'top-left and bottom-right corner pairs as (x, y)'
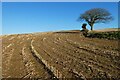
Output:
(92, 28), (120, 32)
(1, 30), (120, 79)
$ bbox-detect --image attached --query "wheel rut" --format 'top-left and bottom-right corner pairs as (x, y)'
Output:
(2, 32), (120, 79)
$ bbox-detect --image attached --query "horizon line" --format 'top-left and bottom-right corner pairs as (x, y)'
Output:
(1, 0), (120, 2)
(1, 27), (120, 35)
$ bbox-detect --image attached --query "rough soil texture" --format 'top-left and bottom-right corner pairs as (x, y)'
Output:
(91, 28), (120, 32)
(1, 31), (120, 79)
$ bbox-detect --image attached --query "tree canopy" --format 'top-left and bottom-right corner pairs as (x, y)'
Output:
(79, 8), (113, 30)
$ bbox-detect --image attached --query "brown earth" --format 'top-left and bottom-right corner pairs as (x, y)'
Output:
(1, 30), (120, 79)
(89, 28), (120, 32)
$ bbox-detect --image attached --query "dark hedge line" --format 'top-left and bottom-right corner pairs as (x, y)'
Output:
(87, 31), (120, 40)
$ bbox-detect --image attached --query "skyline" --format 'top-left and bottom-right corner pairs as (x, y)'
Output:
(0, 2), (1, 35)
(2, 2), (118, 35)
(1, 0), (120, 2)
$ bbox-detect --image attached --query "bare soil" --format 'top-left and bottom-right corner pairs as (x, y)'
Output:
(1, 30), (120, 79)
(90, 28), (120, 32)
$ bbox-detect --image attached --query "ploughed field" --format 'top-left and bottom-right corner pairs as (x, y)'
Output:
(1, 31), (120, 79)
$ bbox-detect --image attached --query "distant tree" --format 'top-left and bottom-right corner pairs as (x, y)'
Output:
(78, 8), (113, 30)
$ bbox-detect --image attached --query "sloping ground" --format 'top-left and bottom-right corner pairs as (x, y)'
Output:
(91, 28), (120, 32)
(87, 31), (120, 40)
(0, 37), (2, 79)
(1, 31), (120, 79)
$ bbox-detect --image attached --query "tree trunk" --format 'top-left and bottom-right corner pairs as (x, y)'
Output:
(91, 26), (93, 30)
(90, 23), (94, 30)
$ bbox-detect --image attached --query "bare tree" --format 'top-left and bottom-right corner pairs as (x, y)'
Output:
(78, 8), (113, 30)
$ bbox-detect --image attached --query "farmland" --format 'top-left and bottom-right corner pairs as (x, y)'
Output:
(1, 30), (120, 79)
